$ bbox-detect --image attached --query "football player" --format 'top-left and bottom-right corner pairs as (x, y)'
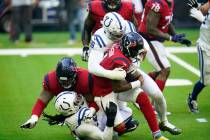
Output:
(20, 57), (137, 136)
(88, 12), (181, 135)
(81, 0), (137, 62)
(43, 91), (117, 140)
(187, 0), (210, 113)
(138, 0), (191, 92)
(92, 32), (170, 140)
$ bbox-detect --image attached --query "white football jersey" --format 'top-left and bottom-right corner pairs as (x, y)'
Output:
(198, 9), (210, 52)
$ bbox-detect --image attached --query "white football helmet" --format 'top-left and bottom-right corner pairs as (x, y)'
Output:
(55, 91), (84, 116)
(101, 12), (126, 41)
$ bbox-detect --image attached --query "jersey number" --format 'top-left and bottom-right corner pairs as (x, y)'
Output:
(151, 3), (160, 12)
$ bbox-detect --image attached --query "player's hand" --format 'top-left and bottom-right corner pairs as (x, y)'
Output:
(20, 115), (38, 129)
(84, 107), (96, 123)
(187, 0), (200, 8)
(170, 34), (185, 43)
(81, 46), (89, 62)
(105, 102), (117, 127)
(180, 38), (192, 47)
(111, 67), (126, 80)
(190, 8), (205, 22)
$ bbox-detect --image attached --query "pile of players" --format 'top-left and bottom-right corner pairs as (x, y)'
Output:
(20, 0), (210, 139)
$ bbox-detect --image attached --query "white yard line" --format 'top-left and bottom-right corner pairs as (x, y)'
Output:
(0, 48), (82, 56)
(166, 79), (192, 86)
(166, 47), (197, 53)
(167, 53), (200, 77)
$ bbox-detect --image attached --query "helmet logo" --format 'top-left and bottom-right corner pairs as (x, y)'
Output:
(104, 16), (113, 27)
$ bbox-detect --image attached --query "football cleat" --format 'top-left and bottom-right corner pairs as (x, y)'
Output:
(154, 136), (169, 140)
(187, 94), (199, 113)
(159, 121), (182, 135)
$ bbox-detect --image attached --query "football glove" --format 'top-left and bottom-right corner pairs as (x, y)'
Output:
(105, 102), (117, 127)
(20, 115), (38, 129)
(190, 8), (205, 22)
(187, 0), (201, 8)
(179, 38), (192, 47)
(81, 46), (89, 62)
(170, 34), (185, 42)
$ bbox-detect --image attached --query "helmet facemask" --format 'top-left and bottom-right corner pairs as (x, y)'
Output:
(104, 0), (121, 10)
(56, 57), (77, 89)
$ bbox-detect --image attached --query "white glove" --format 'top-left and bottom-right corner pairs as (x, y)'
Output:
(106, 67), (126, 80)
(20, 115), (38, 129)
(83, 107), (96, 123)
(190, 8), (205, 22)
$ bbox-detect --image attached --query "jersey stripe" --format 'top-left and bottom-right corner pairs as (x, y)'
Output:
(44, 74), (50, 91)
(112, 57), (130, 67)
(96, 34), (106, 47)
(94, 35), (106, 48)
(94, 35), (103, 48)
(112, 12), (122, 30)
(127, 21), (136, 32)
(77, 107), (89, 126)
(198, 46), (204, 84)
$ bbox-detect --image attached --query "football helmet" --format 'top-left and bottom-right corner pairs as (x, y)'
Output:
(56, 57), (77, 89)
(120, 32), (144, 59)
(55, 91), (84, 116)
(102, 12), (126, 41)
(104, 0), (121, 10)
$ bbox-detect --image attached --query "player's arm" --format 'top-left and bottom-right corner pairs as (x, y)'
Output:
(88, 49), (126, 80)
(146, 10), (171, 40)
(168, 23), (176, 36)
(112, 65), (143, 93)
(82, 13), (95, 48)
(20, 89), (53, 129)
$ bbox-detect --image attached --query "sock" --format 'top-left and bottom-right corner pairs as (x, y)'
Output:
(136, 92), (159, 133)
(155, 79), (166, 92)
(191, 80), (205, 100)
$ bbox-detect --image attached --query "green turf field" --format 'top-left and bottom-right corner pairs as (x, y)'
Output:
(0, 29), (210, 140)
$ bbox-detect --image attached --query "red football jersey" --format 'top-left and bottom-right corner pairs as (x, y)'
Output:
(92, 45), (132, 97)
(88, 0), (134, 33)
(138, 0), (174, 40)
(42, 68), (90, 96)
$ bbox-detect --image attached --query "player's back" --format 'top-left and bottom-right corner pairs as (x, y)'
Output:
(89, 0), (134, 33)
(139, 0), (174, 40)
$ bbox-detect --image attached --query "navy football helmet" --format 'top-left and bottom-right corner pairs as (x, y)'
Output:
(56, 57), (77, 89)
(104, 0), (121, 10)
(120, 32), (144, 59)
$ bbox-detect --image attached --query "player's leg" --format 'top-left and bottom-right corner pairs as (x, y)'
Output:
(188, 46), (210, 113)
(137, 69), (182, 135)
(117, 88), (168, 140)
(146, 41), (171, 91)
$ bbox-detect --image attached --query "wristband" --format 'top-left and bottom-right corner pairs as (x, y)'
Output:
(131, 80), (141, 89)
